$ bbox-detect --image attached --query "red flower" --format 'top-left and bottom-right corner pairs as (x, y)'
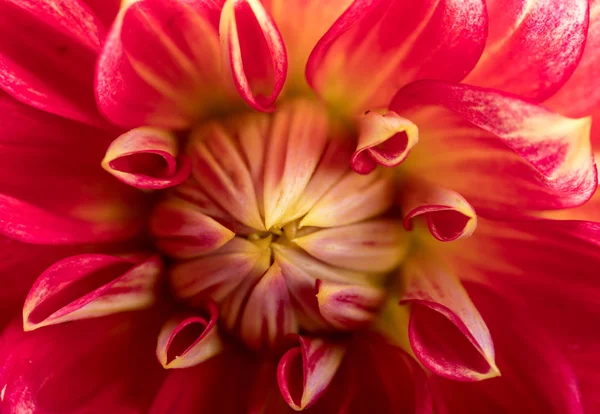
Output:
(0, 0), (598, 413)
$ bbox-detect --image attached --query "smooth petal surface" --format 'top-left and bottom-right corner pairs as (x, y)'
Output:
(156, 302), (222, 369)
(220, 0), (287, 111)
(150, 196), (235, 259)
(0, 0), (106, 125)
(293, 220), (407, 272)
(0, 313), (165, 414)
(352, 109), (419, 174)
(23, 254), (162, 331)
(394, 81), (597, 215)
(102, 127), (192, 189)
(96, 0), (228, 128)
(465, 0), (589, 101)
(401, 254), (499, 381)
(277, 336), (346, 411)
(306, 0), (487, 113)
(401, 180), (477, 241)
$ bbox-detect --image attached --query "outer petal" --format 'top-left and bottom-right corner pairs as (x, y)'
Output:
(394, 81), (597, 215)
(156, 302), (222, 369)
(0, 0), (107, 125)
(400, 253), (499, 381)
(23, 253), (162, 331)
(0, 312), (166, 414)
(220, 0), (287, 111)
(102, 127), (192, 190)
(465, 0), (589, 101)
(277, 336), (346, 411)
(306, 0), (487, 113)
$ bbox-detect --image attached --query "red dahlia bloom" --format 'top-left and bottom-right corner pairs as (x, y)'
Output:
(0, 0), (599, 412)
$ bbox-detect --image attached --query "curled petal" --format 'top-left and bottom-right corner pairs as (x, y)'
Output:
(23, 254), (162, 331)
(220, 0), (287, 111)
(293, 220), (408, 272)
(300, 169), (394, 228)
(277, 336), (346, 411)
(102, 127), (192, 190)
(150, 197), (235, 259)
(401, 254), (499, 381)
(316, 280), (386, 330)
(401, 181), (477, 241)
(240, 262), (298, 350)
(352, 110), (419, 174)
(156, 302), (222, 369)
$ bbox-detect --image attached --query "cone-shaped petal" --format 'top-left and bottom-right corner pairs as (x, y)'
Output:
(23, 254), (162, 331)
(401, 181), (477, 242)
(277, 336), (346, 411)
(400, 254), (499, 381)
(157, 302), (222, 369)
(102, 127), (192, 190)
(352, 110), (419, 174)
(220, 0), (287, 111)
(316, 280), (386, 330)
(150, 196), (235, 259)
(293, 220), (407, 272)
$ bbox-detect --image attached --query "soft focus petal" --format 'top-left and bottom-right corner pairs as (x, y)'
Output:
(23, 253), (161, 331)
(306, 0), (487, 113)
(0, 0), (107, 125)
(220, 0), (287, 111)
(0, 312), (165, 414)
(394, 81), (597, 215)
(277, 336), (346, 411)
(156, 302), (222, 369)
(401, 253), (499, 381)
(102, 127), (192, 190)
(465, 0), (589, 101)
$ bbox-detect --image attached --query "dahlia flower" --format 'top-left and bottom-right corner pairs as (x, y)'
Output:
(0, 0), (598, 412)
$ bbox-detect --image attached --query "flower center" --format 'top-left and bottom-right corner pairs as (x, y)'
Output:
(150, 99), (407, 350)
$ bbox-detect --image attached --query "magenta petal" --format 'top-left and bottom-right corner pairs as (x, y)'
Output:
(102, 127), (192, 190)
(23, 253), (162, 331)
(220, 0), (287, 111)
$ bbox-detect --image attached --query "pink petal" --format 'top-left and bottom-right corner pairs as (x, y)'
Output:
(82, 0), (121, 27)
(102, 127), (192, 190)
(240, 262), (298, 350)
(23, 253), (162, 331)
(465, 0), (589, 101)
(0, 312), (165, 413)
(352, 109), (419, 174)
(150, 196), (235, 259)
(220, 0), (287, 111)
(401, 181), (477, 242)
(293, 219), (408, 272)
(306, 0), (487, 113)
(156, 302), (222, 369)
(401, 254), (499, 381)
(95, 0), (227, 129)
(277, 336), (346, 410)
(392, 81), (597, 214)
(316, 280), (386, 330)
(0, 0), (107, 125)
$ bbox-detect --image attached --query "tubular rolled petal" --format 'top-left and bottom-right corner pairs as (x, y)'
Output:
(23, 254), (162, 331)
(277, 336), (346, 411)
(401, 181), (477, 241)
(102, 127), (192, 190)
(220, 0), (287, 111)
(401, 255), (499, 381)
(150, 197), (235, 259)
(352, 109), (419, 174)
(156, 302), (222, 369)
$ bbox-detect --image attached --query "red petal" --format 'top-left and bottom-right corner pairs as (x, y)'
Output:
(306, 0), (487, 113)
(23, 253), (162, 331)
(465, 0), (589, 101)
(220, 0), (287, 111)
